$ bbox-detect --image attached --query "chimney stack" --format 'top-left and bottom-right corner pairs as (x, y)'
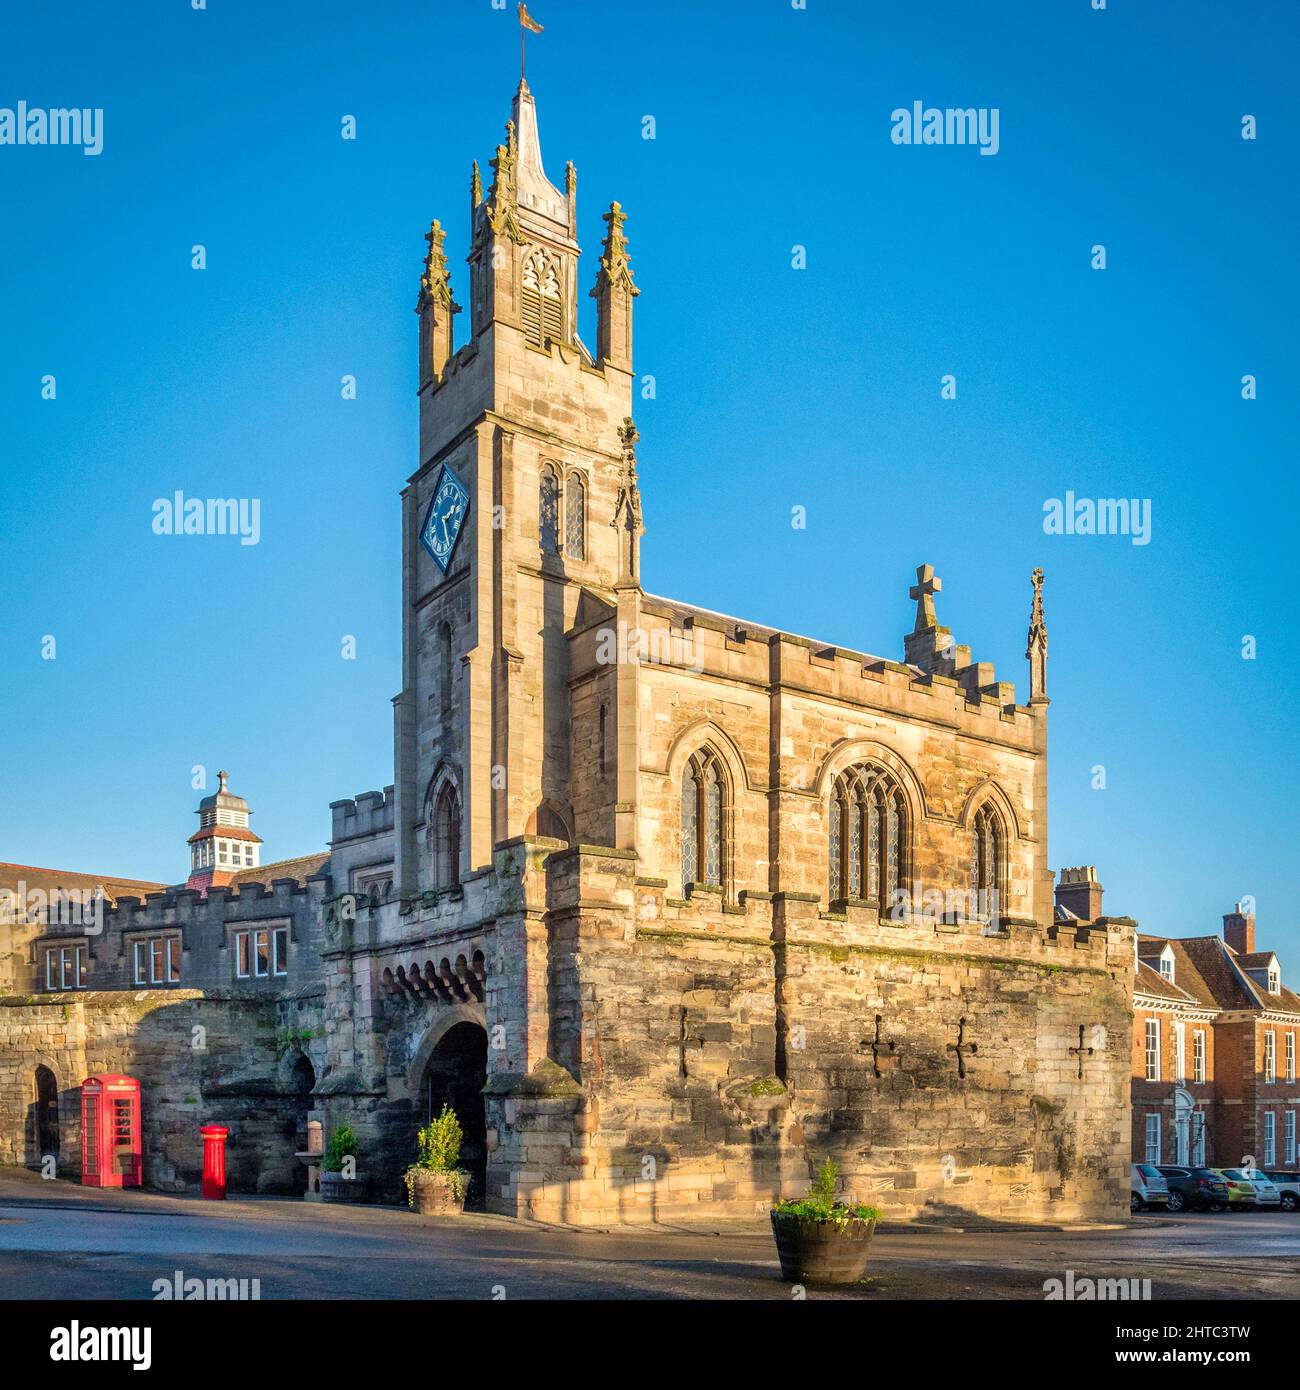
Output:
(1223, 904), (1256, 955)
(1055, 866), (1103, 923)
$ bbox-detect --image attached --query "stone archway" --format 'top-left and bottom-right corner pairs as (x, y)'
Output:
(33, 1065), (59, 1168)
(418, 1020), (488, 1209)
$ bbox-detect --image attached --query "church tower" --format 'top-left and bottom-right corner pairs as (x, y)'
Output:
(393, 75), (640, 896)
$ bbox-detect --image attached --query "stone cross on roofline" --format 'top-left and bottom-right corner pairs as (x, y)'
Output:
(909, 563), (941, 633)
(903, 562), (957, 677)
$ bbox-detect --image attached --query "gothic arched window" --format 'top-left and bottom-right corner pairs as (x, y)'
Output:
(564, 473), (585, 560)
(433, 786), (461, 889)
(522, 250), (563, 347)
(681, 748), (725, 891)
(828, 765), (909, 914)
(970, 803), (1002, 917)
(539, 465), (560, 555)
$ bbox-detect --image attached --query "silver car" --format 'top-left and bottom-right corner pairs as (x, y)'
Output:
(1131, 1162), (1170, 1212)
(1265, 1172), (1300, 1212)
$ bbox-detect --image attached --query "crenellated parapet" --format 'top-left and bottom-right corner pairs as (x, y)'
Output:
(330, 786), (396, 846)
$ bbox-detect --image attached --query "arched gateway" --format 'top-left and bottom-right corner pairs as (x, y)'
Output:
(411, 1013), (487, 1208)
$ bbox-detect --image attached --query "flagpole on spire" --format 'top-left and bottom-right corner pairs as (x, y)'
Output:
(518, 3), (544, 82)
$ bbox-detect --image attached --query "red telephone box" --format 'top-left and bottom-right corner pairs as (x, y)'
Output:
(200, 1125), (229, 1200)
(80, 1074), (142, 1188)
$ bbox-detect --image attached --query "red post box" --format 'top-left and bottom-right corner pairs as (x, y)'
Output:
(80, 1074), (142, 1188)
(201, 1125), (229, 1200)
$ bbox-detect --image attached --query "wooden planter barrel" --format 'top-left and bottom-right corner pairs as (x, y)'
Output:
(319, 1171), (368, 1205)
(410, 1168), (466, 1216)
(770, 1211), (877, 1285)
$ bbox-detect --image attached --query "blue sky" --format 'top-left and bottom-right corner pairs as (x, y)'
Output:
(1, 1), (1296, 952)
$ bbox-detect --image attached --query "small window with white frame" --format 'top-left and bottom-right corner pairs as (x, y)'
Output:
(1263, 1110), (1276, 1166)
(234, 925), (289, 980)
(1287, 1032), (1296, 1083)
(132, 935), (181, 985)
(1144, 1112), (1161, 1164)
(44, 944), (85, 992)
(1265, 1030), (1276, 1084)
(1192, 1028), (1206, 1083)
(1144, 1018), (1160, 1082)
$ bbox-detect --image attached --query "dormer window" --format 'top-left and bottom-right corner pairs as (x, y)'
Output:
(1268, 965), (1280, 995)
(1159, 947), (1175, 984)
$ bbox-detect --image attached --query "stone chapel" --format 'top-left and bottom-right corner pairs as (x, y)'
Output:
(312, 75), (1136, 1224)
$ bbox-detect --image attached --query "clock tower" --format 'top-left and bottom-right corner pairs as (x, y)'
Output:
(392, 76), (641, 895)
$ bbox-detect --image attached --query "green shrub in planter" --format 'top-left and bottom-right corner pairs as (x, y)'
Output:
(404, 1105), (470, 1215)
(318, 1124), (368, 1203)
(321, 1124), (358, 1174)
(771, 1159), (882, 1285)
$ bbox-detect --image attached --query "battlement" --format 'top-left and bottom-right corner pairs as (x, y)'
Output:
(330, 786), (396, 845)
(619, 597), (1041, 743)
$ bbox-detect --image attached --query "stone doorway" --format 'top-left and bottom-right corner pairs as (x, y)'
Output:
(419, 1021), (488, 1209)
(33, 1066), (59, 1168)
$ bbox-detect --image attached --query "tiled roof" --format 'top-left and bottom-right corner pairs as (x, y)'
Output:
(0, 861), (168, 907)
(1134, 959), (1200, 1004)
(1168, 936), (1300, 1018)
(227, 853), (329, 889)
(187, 825), (263, 845)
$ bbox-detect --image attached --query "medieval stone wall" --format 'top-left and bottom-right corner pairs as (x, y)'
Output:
(499, 852), (1134, 1224)
(0, 990), (320, 1194)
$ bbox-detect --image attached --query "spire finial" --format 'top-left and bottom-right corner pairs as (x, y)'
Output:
(417, 219), (460, 315)
(217, 770), (229, 792)
(909, 564), (941, 633)
(612, 417), (645, 584)
(1026, 567), (1049, 703)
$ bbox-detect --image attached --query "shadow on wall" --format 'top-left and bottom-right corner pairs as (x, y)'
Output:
(19, 997), (322, 1195)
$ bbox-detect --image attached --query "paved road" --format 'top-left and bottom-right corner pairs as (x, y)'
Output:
(1, 1173), (1297, 1300)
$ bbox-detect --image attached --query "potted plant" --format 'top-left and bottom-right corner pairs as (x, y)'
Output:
(319, 1123), (367, 1204)
(770, 1158), (881, 1285)
(404, 1104), (470, 1216)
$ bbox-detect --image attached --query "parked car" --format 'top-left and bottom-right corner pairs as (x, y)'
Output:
(1264, 1171), (1300, 1212)
(1156, 1165), (1228, 1212)
(1226, 1168), (1282, 1209)
(1131, 1163), (1170, 1212)
(1211, 1168), (1278, 1209)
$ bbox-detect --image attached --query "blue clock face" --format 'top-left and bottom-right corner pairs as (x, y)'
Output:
(419, 463), (470, 573)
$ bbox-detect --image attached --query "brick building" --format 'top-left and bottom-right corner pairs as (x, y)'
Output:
(1057, 872), (1300, 1172)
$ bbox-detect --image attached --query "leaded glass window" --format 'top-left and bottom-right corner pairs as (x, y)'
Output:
(865, 794), (879, 900)
(703, 763), (722, 885)
(886, 797), (901, 901)
(681, 767), (698, 891)
(970, 804), (1002, 918)
(565, 473), (585, 560)
(829, 794), (844, 900)
(828, 765), (909, 911)
(539, 465), (560, 554)
(681, 749), (725, 890)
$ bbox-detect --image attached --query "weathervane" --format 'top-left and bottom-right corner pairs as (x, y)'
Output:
(519, 3), (544, 81)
